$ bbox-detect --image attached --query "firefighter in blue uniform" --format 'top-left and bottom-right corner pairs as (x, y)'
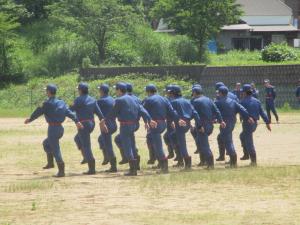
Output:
(191, 85), (226, 169)
(114, 83), (142, 165)
(190, 84), (201, 156)
(71, 82), (105, 175)
(215, 86), (254, 168)
(143, 84), (186, 173)
(163, 85), (180, 162)
(264, 79), (279, 123)
(232, 82), (242, 101)
(168, 85), (201, 169)
(296, 79), (300, 105)
(240, 84), (271, 166)
(25, 84), (83, 177)
(101, 82), (157, 176)
(215, 82), (238, 162)
(97, 84), (118, 172)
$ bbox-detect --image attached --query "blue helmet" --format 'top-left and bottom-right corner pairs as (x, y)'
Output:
(192, 85), (203, 94)
(218, 86), (229, 95)
(78, 82), (89, 93)
(126, 83), (133, 93)
(145, 84), (157, 92)
(98, 84), (109, 94)
(215, 82), (225, 90)
(45, 84), (57, 95)
(115, 82), (127, 92)
(242, 84), (252, 93)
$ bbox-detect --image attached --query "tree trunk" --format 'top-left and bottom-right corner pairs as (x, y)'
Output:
(97, 43), (106, 65)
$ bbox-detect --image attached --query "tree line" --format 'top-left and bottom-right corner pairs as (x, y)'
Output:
(0, 0), (241, 83)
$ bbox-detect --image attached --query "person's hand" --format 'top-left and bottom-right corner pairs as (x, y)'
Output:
(199, 127), (205, 133)
(76, 122), (84, 130)
(149, 120), (157, 129)
(248, 117), (255, 124)
(24, 118), (30, 124)
(99, 119), (108, 133)
(178, 119), (187, 127)
(171, 122), (175, 130)
(145, 123), (150, 131)
(220, 121), (226, 129)
(266, 123), (271, 132)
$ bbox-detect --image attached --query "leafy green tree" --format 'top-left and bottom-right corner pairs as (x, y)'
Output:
(151, 0), (242, 61)
(49, 0), (141, 64)
(0, 0), (25, 78)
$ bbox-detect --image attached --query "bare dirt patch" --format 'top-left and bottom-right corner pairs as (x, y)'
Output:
(0, 115), (299, 225)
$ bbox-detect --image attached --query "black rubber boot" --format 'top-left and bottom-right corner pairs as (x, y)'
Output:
(80, 150), (87, 164)
(101, 149), (109, 165)
(54, 162), (65, 177)
(240, 147), (249, 160)
(184, 156), (192, 170)
(43, 153), (54, 169)
(228, 154), (237, 168)
(136, 155), (141, 171)
(173, 145), (181, 161)
(198, 152), (207, 166)
(105, 157), (117, 173)
(206, 155), (214, 170)
(119, 148), (128, 165)
(167, 145), (175, 159)
(173, 157), (184, 167)
(80, 159), (87, 164)
(216, 135), (225, 161)
(83, 159), (96, 175)
(158, 159), (168, 174)
(250, 153), (257, 167)
(124, 160), (137, 176)
(147, 145), (156, 164)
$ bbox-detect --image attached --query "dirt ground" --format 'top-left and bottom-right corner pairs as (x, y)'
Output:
(0, 114), (300, 225)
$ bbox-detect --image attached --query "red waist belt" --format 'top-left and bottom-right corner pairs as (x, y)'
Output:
(79, 119), (94, 123)
(48, 122), (62, 126)
(119, 120), (136, 125)
(154, 119), (166, 122)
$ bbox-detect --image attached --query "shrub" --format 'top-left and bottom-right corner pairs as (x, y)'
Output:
(170, 36), (198, 63)
(106, 33), (141, 65)
(261, 43), (298, 62)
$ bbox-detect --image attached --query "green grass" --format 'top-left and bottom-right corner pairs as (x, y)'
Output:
(208, 50), (300, 66)
(4, 180), (55, 193)
(0, 73), (194, 117)
(137, 165), (300, 190)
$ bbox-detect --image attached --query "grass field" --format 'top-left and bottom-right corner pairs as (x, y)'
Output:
(0, 114), (300, 225)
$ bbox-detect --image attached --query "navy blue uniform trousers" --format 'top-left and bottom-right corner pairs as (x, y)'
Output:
(74, 121), (95, 161)
(43, 125), (64, 163)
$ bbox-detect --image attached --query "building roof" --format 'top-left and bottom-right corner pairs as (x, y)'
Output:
(222, 24), (252, 30)
(236, 0), (292, 16)
(251, 25), (298, 32)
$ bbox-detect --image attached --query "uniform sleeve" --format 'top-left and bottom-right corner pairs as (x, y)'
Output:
(191, 106), (201, 127)
(166, 99), (179, 122)
(94, 101), (104, 120)
(235, 102), (250, 120)
(106, 99), (120, 120)
(139, 104), (152, 123)
(259, 103), (270, 124)
(29, 102), (46, 122)
(211, 101), (223, 123)
(65, 107), (79, 123)
(69, 98), (78, 111)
